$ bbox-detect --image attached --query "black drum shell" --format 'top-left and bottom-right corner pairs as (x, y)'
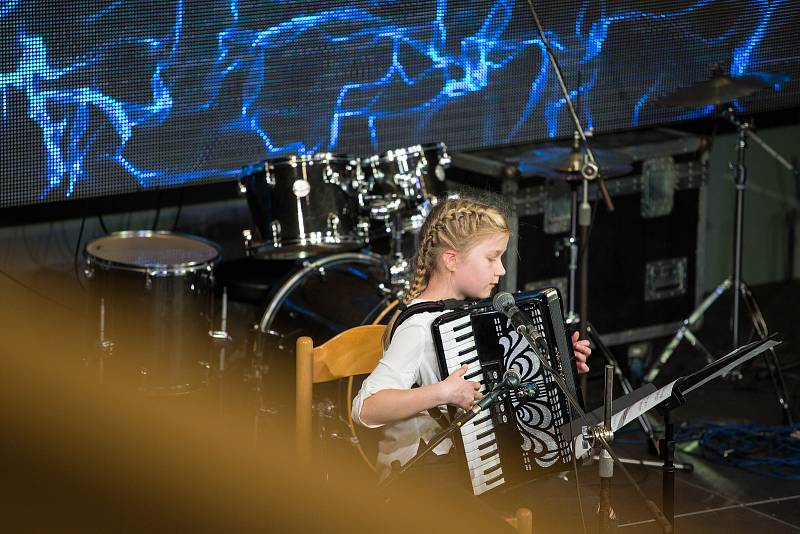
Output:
(241, 154), (364, 259)
(84, 233), (219, 394)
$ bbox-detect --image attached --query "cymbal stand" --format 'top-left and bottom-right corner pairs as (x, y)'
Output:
(524, 0), (616, 406)
(93, 297), (114, 384)
(644, 108), (795, 424)
(209, 287), (233, 413)
(559, 150), (676, 460)
(388, 209), (411, 296)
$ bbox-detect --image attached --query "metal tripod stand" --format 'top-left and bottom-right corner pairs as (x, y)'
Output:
(644, 108), (795, 424)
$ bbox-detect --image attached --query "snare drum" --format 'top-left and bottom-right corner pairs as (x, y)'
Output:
(84, 231), (220, 395)
(240, 153), (365, 259)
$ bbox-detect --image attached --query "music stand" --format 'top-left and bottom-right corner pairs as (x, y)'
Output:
(562, 335), (781, 530)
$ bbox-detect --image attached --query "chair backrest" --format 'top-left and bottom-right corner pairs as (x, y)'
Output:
(308, 324), (386, 383)
(295, 324), (386, 468)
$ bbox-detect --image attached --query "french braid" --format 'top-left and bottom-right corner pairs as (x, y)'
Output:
(382, 198), (509, 349)
(403, 199), (508, 303)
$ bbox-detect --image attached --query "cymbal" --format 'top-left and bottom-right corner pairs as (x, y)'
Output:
(654, 72), (789, 108)
(516, 146), (633, 180)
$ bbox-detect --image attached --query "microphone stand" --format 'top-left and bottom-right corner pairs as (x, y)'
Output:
(516, 326), (673, 533)
(524, 0), (616, 405)
(378, 387), (511, 493)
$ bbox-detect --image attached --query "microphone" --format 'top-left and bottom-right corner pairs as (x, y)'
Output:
(492, 292), (531, 334)
(455, 370), (521, 427)
(493, 292), (549, 353)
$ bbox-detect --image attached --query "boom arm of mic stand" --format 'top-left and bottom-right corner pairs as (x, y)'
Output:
(518, 328), (672, 533)
(524, 0), (615, 213)
(380, 389), (510, 492)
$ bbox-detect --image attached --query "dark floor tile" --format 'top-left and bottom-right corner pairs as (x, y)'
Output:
(674, 505), (800, 533)
(750, 498), (800, 529)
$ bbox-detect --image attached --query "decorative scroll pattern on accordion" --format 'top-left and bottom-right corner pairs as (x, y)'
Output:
(431, 288), (580, 496)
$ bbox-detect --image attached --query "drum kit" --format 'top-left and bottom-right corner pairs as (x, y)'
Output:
(81, 143), (451, 399)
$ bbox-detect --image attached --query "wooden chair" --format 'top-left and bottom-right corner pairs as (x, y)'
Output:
(295, 325), (533, 534)
(295, 324), (386, 468)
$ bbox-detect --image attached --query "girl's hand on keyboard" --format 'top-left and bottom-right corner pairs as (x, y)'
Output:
(439, 364), (483, 410)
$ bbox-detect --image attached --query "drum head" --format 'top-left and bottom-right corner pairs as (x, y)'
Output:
(259, 253), (393, 343)
(85, 231), (220, 274)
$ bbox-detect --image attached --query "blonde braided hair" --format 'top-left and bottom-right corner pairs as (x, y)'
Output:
(383, 197), (509, 348)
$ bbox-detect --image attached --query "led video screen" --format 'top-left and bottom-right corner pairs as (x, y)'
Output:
(1, 1), (798, 207)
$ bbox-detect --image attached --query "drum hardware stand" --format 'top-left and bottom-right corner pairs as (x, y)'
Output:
(566, 230), (692, 468)
(209, 287), (233, 411)
(643, 108), (795, 425)
(250, 331), (278, 448)
(551, 144), (670, 463)
(91, 297), (114, 384)
(387, 210), (412, 296)
(209, 287), (232, 369)
(786, 156), (799, 282)
(313, 398), (338, 480)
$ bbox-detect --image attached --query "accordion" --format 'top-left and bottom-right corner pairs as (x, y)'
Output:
(431, 288), (581, 496)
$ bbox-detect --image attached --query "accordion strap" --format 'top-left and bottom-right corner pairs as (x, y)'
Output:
(391, 299), (468, 434)
(387, 298), (467, 343)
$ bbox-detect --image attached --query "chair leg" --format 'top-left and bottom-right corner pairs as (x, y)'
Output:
(295, 336), (314, 470)
(505, 507), (533, 534)
(515, 507), (532, 534)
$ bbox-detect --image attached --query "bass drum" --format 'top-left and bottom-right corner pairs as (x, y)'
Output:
(255, 252), (398, 472)
(257, 252), (397, 341)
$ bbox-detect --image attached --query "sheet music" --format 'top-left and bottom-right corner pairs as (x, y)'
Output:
(566, 337), (781, 460)
(612, 380), (677, 432)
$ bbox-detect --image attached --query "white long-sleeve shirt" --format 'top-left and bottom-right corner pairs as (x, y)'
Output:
(351, 299), (453, 480)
